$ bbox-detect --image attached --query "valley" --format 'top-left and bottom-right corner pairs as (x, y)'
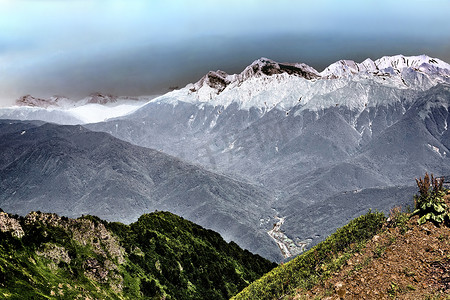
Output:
(1, 55), (450, 262)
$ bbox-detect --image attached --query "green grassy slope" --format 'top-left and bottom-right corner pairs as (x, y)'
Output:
(232, 210), (386, 300)
(0, 210), (276, 299)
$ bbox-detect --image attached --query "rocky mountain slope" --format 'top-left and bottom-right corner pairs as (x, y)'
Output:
(86, 55), (450, 256)
(0, 210), (275, 299)
(0, 120), (280, 261)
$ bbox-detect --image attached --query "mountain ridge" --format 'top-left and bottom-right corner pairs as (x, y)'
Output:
(0, 209), (276, 299)
(0, 120), (281, 261)
(15, 93), (143, 108)
(152, 54), (450, 111)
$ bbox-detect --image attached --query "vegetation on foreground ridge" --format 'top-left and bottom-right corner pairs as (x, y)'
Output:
(234, 173), (450, 299)
(3, 173), (450, 299)
(413, 173), (450, 225)
(0, 210), (275, 299)
(232, 211), (386, 299)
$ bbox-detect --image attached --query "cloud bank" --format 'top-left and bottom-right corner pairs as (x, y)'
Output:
(0, 0), (449, 105)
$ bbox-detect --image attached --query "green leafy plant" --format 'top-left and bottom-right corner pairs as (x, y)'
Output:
(412, 173), (449, 225)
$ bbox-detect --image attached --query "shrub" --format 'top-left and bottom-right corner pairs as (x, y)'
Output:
(387, 206), (410, 234)
(412, 173), (449, 225)
(140, 278), (159, 297)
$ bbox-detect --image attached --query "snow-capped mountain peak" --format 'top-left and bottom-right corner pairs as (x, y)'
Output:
(12, 54), (449, 121)
(154, 54), (450, 112)
(16, 93), (123, 109)
(240, 57), (320, 81)
(320, 54), (450, 79)
(320, 58), (378, 78)
(374, 54), (450, 72)
(190, 57), (320, 95)
(15, 95), (70, 108)
(190, 70), (234, 94)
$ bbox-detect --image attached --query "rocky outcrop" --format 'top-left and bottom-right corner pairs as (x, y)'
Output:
(70, 218), (125, 264)
(36, 243), (71, 265)
(0, 212), (24, 238)
(25, 212), (125, 264)
(86, 93), (118, 104)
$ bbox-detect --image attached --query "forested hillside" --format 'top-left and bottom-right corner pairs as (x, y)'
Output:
(0, 210), (276, 299)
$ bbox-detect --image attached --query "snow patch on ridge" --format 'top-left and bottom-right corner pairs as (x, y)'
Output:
(428, 144), (446, 157)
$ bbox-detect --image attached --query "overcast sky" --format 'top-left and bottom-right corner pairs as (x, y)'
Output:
(0, 0), (449, 105)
